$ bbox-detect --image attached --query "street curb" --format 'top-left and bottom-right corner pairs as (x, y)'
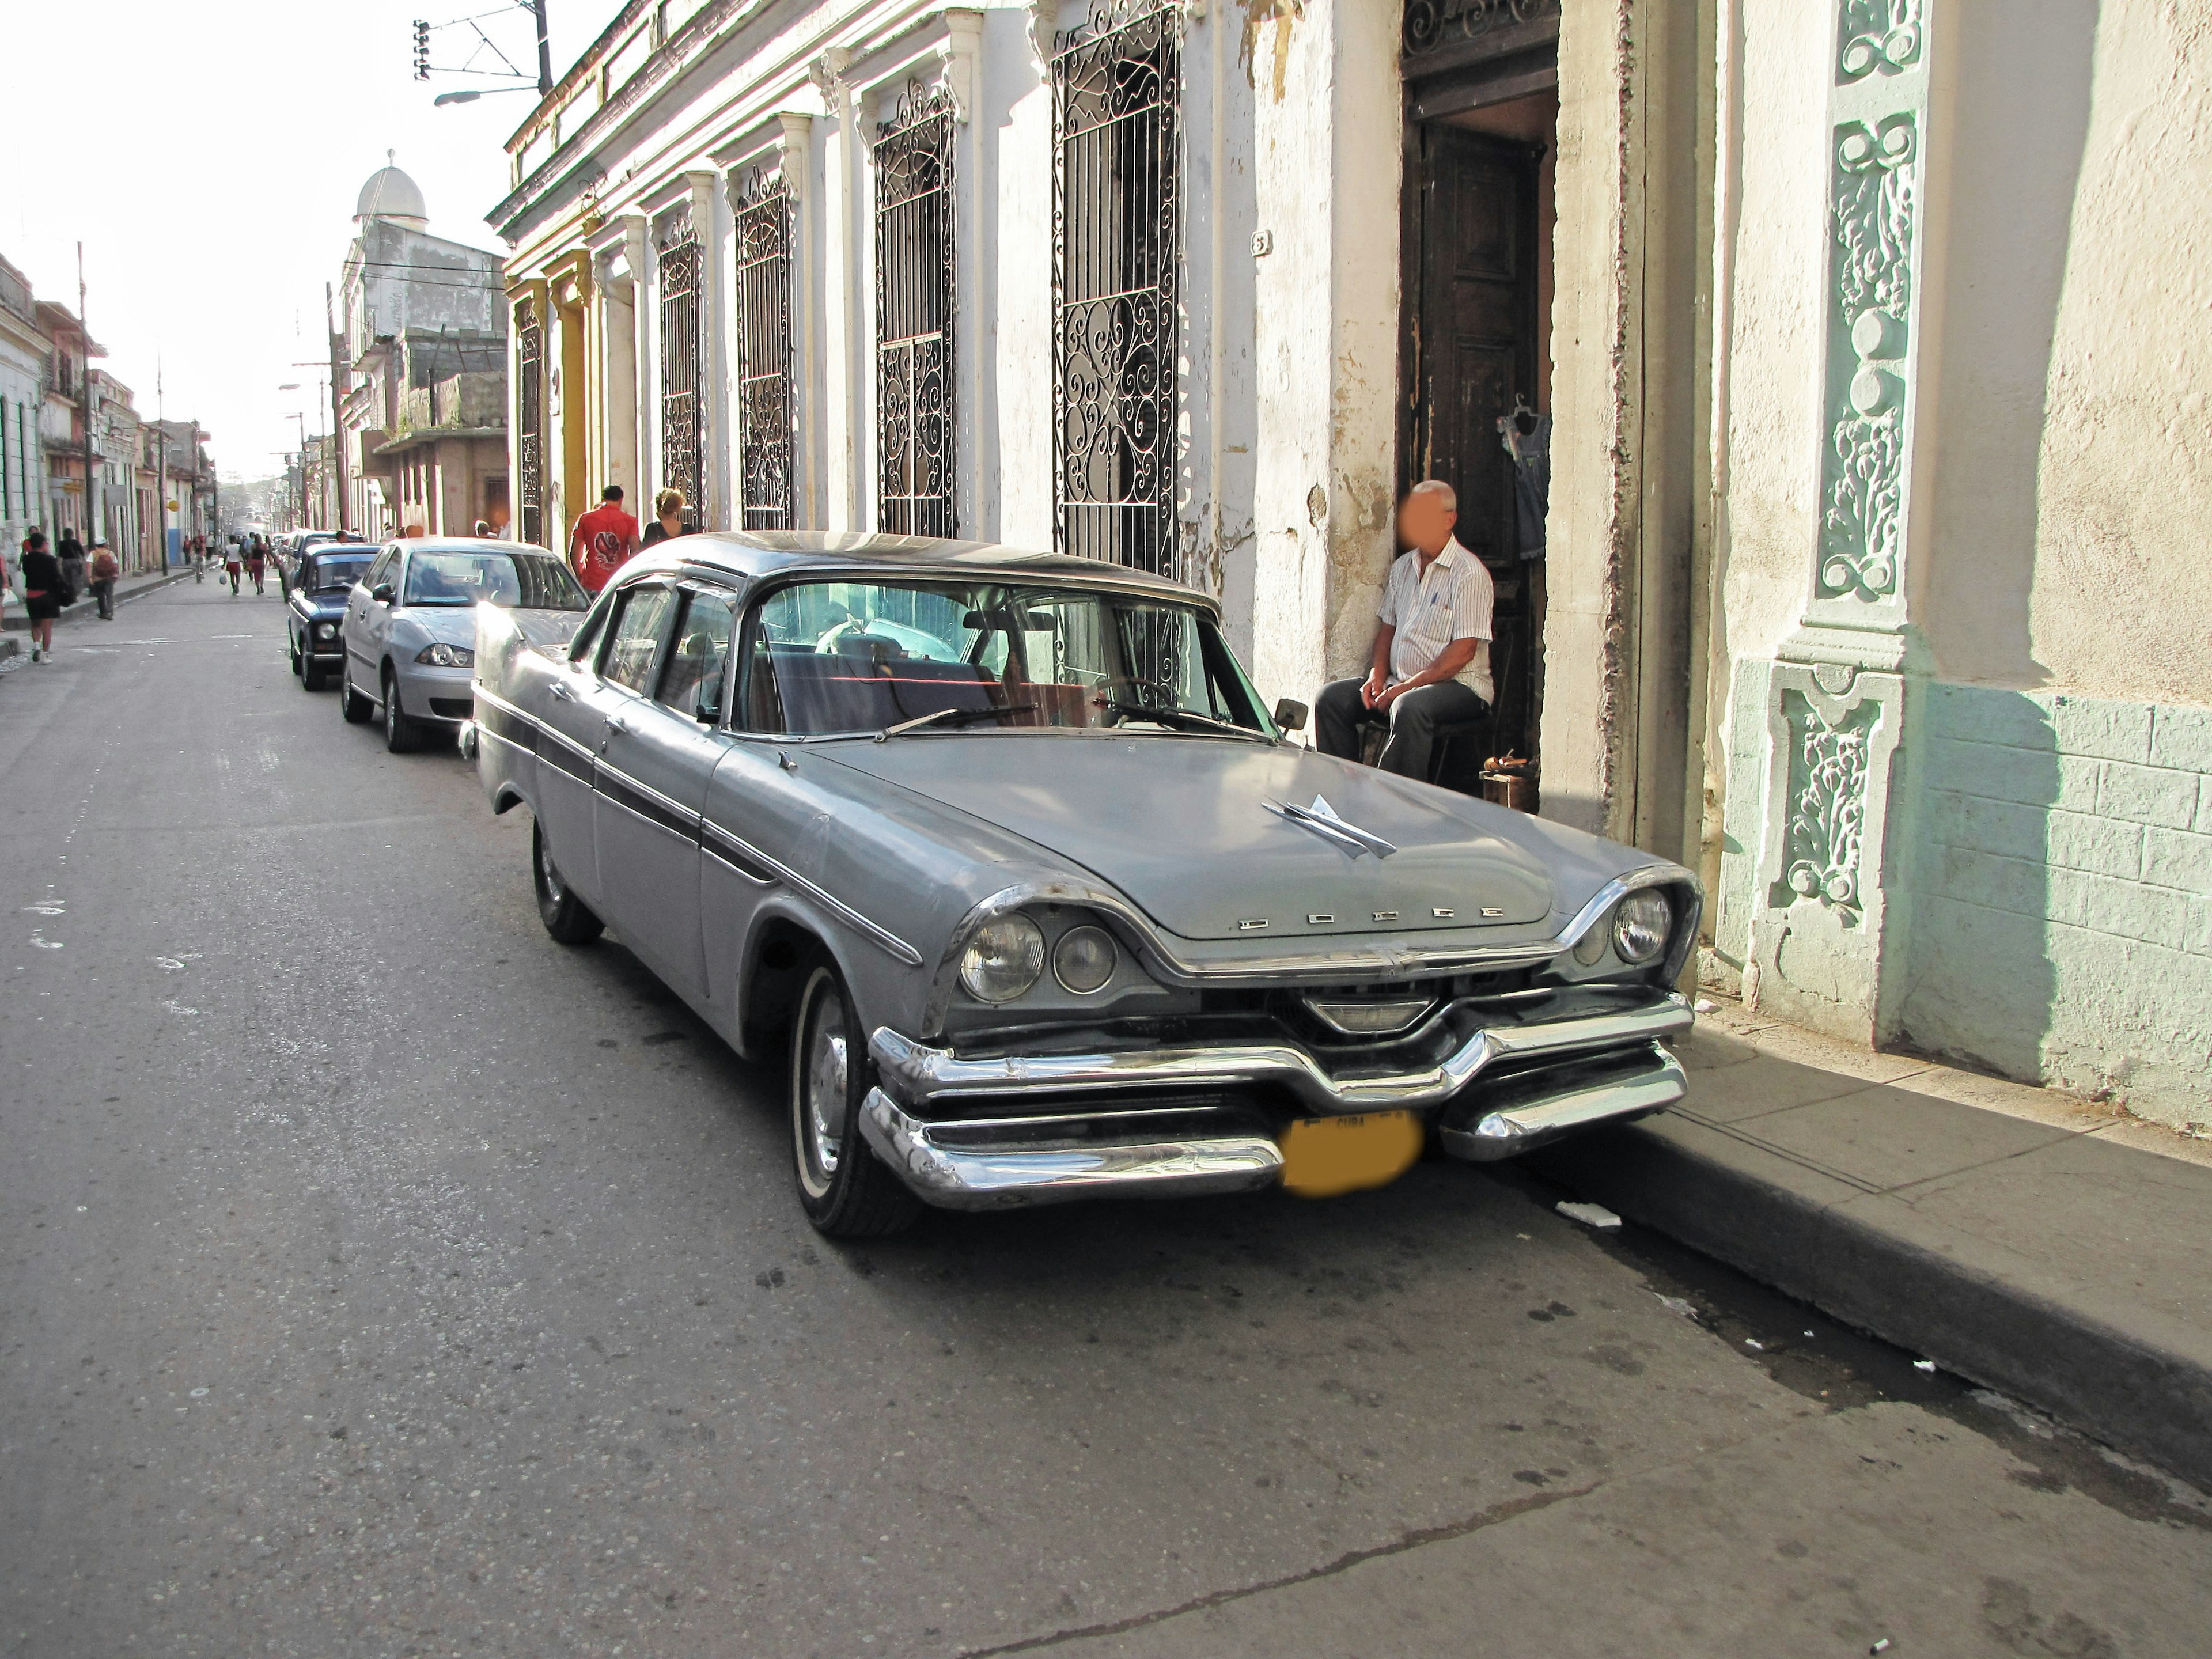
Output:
(1531, 1119), (2212, 1492)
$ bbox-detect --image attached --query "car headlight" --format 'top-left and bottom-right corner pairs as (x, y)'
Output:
(415, 642), (475, 668)
(958, 913), (1047, 1004)
(1051, 924), (1118, 995)
(315, 622), (338, 639)
(1611, 891), (1672, 965)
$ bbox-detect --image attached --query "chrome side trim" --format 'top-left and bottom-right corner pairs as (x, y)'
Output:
(701, 817), (924, 967)
(858, 1088), (1283, 1210)
(873, 991), (1694, 1113)
(1439, 1043), (1687, 1162)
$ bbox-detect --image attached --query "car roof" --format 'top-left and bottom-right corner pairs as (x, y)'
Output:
(624, 531), (1214, 609)
(395, 537), (559, 558)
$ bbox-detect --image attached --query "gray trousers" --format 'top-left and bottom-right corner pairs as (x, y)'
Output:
(1315, 676), (1489, 780)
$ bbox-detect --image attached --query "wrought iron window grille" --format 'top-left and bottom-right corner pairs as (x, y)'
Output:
(1402, 0), (1561, 63)
(733, 168), (797, 532)
(874, 81), (957, 539)
(517, 302), (544, 547)
(658, 230), (705, 525)
(1052, 1), (1182, 577)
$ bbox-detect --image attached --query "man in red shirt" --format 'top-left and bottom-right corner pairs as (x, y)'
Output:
(568, 484), (642, 594)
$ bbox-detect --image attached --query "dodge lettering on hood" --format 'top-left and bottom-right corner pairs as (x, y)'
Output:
(466, 532), (1699, 1237)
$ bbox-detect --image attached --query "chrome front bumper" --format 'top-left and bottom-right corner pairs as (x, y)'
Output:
(860, 992), (1693, 1209)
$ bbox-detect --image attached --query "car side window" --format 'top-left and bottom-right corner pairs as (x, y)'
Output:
(363, 549), (396, 592)
(656, 588), (738, 724)
(602, 585), (676, 695)
(738, 605), (787, 734)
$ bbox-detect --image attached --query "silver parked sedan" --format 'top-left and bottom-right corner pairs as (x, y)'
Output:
(468, 533), (1699, 1237)
(340, 537), (590, 752)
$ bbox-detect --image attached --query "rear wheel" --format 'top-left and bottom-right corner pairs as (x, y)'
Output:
(382, 665), (424, 753)
(340, 658), (374, 723)
(532, 820), (604, 945)
(790, 963), (921, 1238)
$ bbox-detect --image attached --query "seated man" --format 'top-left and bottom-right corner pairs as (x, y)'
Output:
(1316, 479), (1494, 779)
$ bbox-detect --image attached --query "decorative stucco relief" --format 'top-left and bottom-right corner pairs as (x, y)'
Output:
(1781, 689), (1875, 908)
(1836, 0), (1923, 84)
(1819, 114), (1916, 603)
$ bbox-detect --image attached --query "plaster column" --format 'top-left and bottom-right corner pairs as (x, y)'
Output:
(940, 9), (985, 538)
(775, 114), (817, 528)
(809, 50), (862, 531)
(1244, 0), (1401, 714)
(687, 169), (731, 530)
(590, 217), (644, 501)
(1728, 0), (1952, 1044)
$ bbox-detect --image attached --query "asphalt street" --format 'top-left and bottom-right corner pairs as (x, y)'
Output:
(3, 579), (2209, 1659)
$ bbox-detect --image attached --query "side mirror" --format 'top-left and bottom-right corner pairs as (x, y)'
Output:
(1272, 698), (1309, 733)
(370, 582), (395, 605)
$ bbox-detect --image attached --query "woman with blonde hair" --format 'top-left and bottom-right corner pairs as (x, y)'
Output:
(641, 487), (688, 548)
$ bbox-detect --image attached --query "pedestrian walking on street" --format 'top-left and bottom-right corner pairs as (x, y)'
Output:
(57, 529), (87, 607)
(18, 531), (62, 662)
(641, 487), (689, 548)
(192, 535), (206, 582)
(88, 540), (120, 620)
(224, 539), (243, 596)
(568, 484), (641, 595)
(247, 537), (269, 595)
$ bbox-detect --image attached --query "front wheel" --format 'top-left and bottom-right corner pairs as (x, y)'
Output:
(382, 666), (424, 753)
(790, 963), (921, 1238)
(532, 820), (604, 945)
(289, 632), (304, 677)
(340, 658), (374, 722)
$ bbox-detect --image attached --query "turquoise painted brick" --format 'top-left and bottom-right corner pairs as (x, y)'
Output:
(2148, 703), (2212, 774)
(2047, 810), (2145, 880)
(2049, 866), (2196, 949)
(2049, 693), (2153, 764)
(1925, 736), (2081, 807)
(1934, 845), (2047, 917)
(1927, 790), (2047, 861)
(2143, 826), (2212, 896)
(2202, 775), (2212, 836)
(2097, 759), (2200, 830)
(2191, 896), (2212, 959)
(1927, 682), (2055, 750)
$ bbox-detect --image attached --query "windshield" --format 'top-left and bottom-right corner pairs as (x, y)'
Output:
(306, 555), (373, 593)
(744, 578), (1271, 738)
(403, 550), (588, 611)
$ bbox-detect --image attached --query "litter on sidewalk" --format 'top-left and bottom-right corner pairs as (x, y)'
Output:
(1556, 1200), (1621, 1229)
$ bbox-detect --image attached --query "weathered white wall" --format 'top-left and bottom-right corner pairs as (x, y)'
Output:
(1923, 0), (2212, 706)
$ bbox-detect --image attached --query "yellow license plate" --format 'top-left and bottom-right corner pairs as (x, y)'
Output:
(1278, 1111), (1424, 1198)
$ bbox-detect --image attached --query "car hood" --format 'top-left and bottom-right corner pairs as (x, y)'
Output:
(407, 604), (583, 656)
(819, 734), (1554, 941)
(294, 593), (350, 616)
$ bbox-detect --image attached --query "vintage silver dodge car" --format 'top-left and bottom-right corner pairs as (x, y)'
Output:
(464, 533), (1698, 1237)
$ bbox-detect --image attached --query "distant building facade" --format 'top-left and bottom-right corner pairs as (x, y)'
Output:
(0, 254), (48, 611)
(338, 160), (509, 537)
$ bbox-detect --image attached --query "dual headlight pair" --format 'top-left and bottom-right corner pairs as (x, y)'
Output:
(958, 914), (1119, 1003)
(1572, 889), (1673, 968)
(415, 642), (475, 668)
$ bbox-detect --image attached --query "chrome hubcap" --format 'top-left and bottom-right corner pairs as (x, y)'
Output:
(805, 994), (849, 1179)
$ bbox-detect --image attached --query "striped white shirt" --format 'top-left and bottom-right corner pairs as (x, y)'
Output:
(1378, 537), (1494, 704)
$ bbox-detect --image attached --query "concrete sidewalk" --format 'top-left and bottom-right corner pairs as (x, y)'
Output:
(1536, 997), (2212, 1490)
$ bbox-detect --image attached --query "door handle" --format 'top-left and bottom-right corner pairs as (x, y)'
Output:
(550, 680), (577, 702)
(606, 715), (630, 736)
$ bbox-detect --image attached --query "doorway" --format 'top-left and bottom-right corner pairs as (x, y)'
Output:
(1402, 81), (1558, 802)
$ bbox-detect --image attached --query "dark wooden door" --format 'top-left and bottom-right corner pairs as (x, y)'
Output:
(1407, 126), (1543, 783)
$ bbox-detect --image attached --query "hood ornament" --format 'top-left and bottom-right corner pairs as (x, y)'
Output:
(1266, 794), (1398, 859)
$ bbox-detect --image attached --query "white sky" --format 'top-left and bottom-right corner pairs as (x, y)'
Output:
(1, 0), (589, 483)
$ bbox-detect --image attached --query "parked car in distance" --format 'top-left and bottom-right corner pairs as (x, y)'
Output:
(341, 537), (589, 753)
(468, 533), (1702, 1238)
(287, 541), (378, 690)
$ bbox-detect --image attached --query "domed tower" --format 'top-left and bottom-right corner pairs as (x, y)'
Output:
(354, 152), (429, 232)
